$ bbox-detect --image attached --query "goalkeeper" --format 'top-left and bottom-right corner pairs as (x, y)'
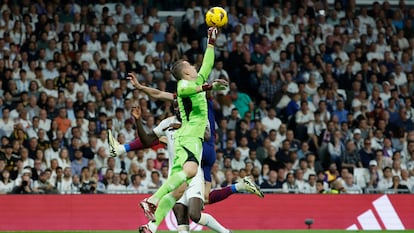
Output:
(139, 27), (226, 227)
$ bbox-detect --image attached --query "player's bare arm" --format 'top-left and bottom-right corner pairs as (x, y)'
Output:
(127, 72), (174, 101)
(131, 106), (158, 147)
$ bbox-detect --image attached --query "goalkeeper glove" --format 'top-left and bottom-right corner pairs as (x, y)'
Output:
(207, 27), (218, 46)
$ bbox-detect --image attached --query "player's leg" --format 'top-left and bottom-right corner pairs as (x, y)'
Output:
(201, 141), (216, 203)
(173, 203), (190, 233)
(208, 176), (264, 204)
(200, 142), (264, 204)
(140, 137), (201, 221)
(173, 201), (190, 233)
(107, 129), (159, 157)
(179, 167), (232, 233)
(139, 184), (187, 233)
(204, 181), (212, 204)
(188, 197), (232, 233)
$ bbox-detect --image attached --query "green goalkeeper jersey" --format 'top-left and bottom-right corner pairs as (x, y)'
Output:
(175, 46), (214, 140)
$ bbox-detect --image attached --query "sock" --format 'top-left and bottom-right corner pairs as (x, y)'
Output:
(125, 139), (159, 152)
(126, 138), (143, 152)
(197, 213), (230, 233)
(234, 182), (244, 192)
(125, 138), (159, 152)
(118, 145), (127, 154)
(177, 224), (189, 233)
(208, 186), (234, 204)
(149, 170), (187, 204)
(154, 193), (177, 227)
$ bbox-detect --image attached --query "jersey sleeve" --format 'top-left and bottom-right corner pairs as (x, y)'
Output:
(153, 117), (174, 138)
(177, 79), (198, 97)
(196, 46), (215, 85)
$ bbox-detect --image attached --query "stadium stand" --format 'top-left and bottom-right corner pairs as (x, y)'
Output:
(0, 0), (413, 195)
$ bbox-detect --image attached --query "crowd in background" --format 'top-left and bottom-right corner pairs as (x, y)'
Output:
(0, 0), (414, 195)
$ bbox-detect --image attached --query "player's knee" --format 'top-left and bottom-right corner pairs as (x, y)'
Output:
(188, 209), (201, 223)
(172, 183), (187, 199)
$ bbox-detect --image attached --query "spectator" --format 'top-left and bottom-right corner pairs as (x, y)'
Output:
(0, 108), (14, 137)
(235, 136), (250, 161)
(79, 167), (97, 194)
(260, 170), (278, 190)
(247, 128), (262, 151)
(378, 167), (394, 191)
(282, 172), (298, 193)
(19, 147), (33, 168)
(11, 169), (34, 194)
(295, 101), (314, 142)
(229, 88), (254, 119)
(127, 174), (147, 193)
(218, 167), (232, 187)
(231, 149), (245, 171)
(225, 108), (240, 131)
(57, 167), (73, 194)
(330, 179), (345, 194)
(261, 108), (282, 134)
(107, 173), (126, 193)
(55, 107), (71, 134)
(147, 170), (162, 190)
(304, 174), (317, 193)
(400, 169), (414, 191)
(328, 130), (345, 166)
(245, 149), (262, 172)
(332, 99), (348, 124)
(56, 148), (71, 169)
(71, 149), (88, 176)
(389, 175), (410, 194)
(343, 173), (363, 194)
(33, 170), (58, 194)
(316, 178), (327, 193)
(342, 140), (363, 169)
(261, 144), (279, 171)
(297, 142), (312, 160)
(0, 169), (14, 193)
(0, 143), (18, 175)
(324, 162), (339, 184)
(153, 148), (167, 170)
(294, 169), (307, 193)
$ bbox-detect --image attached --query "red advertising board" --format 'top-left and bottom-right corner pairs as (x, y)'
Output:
(0, 194), (412, 231)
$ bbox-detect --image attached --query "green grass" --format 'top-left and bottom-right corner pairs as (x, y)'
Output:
(9, 231), (414, 233)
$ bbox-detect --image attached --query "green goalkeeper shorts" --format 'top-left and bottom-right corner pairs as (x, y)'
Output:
(171, 136), (202, 176)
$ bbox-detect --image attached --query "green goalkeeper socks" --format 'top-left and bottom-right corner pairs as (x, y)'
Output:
(154, 193), (176, 226)
(150, 170), (187, 204)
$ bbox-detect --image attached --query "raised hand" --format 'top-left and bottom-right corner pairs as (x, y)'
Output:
(212, 79), (228, 91)
(207, 27), (219, 45)
(127, 72), (143, 90)
(131, 106), (142, 120)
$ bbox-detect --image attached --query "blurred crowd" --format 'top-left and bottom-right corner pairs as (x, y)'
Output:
(0, 0), (414, 195)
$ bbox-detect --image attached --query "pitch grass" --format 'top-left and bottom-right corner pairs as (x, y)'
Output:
(10, 230), (414, 233)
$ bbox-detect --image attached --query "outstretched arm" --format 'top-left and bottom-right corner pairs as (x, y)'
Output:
(131, 106), (158, 147)
(178, 78), (228, 97)
(127, 73), (174, 101)
(196, 27), (218, 85)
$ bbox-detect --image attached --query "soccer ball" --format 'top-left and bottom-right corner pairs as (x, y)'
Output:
(205, 7), (228, 28)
